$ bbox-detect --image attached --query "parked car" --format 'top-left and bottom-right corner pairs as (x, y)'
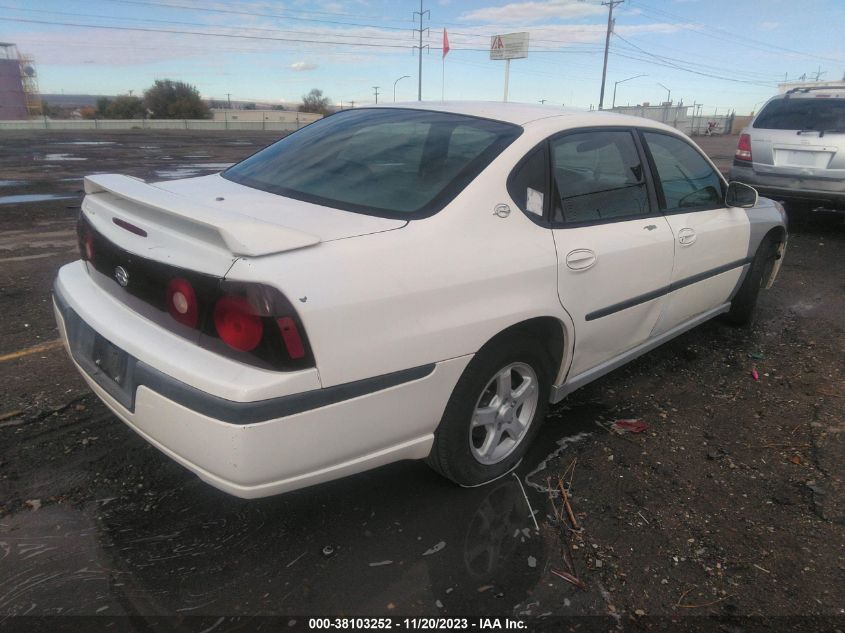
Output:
(730, 86), (845, 211)
(53, 103), (787, 498)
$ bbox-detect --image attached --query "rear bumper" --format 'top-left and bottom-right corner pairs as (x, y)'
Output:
(53, 262), (470, 497)
(729, 163), (845, 209)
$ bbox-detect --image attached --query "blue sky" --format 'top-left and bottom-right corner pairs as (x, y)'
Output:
(2, 0), (844, 113)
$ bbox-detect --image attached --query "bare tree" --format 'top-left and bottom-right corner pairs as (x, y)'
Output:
(299, 89), (331, 115)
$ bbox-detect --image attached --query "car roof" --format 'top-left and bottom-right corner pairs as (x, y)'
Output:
(365, 100), (681, 133)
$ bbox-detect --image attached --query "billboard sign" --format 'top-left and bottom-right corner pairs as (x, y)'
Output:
(489, 32), (529, 60)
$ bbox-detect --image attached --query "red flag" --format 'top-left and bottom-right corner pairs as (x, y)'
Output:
(442, 28), (450, 58)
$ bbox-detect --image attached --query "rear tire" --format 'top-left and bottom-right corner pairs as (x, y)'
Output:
(427, 334), (551, 487)
(726, 235), (778, 326)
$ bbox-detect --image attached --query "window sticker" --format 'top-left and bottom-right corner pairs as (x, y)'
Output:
(526, 187), (544, 215)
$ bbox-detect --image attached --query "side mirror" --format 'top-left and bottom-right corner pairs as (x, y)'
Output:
(725, 181), (758, 208)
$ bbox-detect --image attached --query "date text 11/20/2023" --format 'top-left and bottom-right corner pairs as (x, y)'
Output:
(307, 617), (527, 630)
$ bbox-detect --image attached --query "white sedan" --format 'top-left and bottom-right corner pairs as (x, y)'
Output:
(53, 102), (787, 497)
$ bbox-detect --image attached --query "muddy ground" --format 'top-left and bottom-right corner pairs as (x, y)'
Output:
(0, 130), (843, 632)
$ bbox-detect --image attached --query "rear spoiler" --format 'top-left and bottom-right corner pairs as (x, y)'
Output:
(83, 174), (320, 257)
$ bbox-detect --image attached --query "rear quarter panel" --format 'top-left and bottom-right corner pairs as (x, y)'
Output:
(224, 142), (572, 389)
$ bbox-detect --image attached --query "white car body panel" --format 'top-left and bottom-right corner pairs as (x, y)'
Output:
(654, 207), (750, 334)
(552, 216), (675, 376)
(226, 157), (569, 388)
(54, 102), (787, 497)
(56, 296), (469, 498)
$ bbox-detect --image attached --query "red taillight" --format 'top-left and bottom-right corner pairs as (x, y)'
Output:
(213, 296), (264, 352)
(166, 277), (199, 328)
(735, 133), (752, 161)
(277, 317), (306, 359)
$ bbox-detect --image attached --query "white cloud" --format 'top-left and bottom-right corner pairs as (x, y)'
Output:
(290, 61), (318, 71)
(759, 21), (779, 31)
(459, 0), (605, 24)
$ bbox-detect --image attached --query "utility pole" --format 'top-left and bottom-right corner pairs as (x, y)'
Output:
(226, 92), (232, 108)
(413, 0), (430, 101)
(350, 100), (355, 108)
(373, 86), (380, 104)
(598, 0), (623, 110)
(538, 99), (547, 104)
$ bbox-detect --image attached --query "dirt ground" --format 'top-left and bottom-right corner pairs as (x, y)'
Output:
(0, 130), (843, 632)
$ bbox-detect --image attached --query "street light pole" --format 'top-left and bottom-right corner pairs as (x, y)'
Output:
(373, 86), (381, 104)
(611, 74), (646, 109)
(393, 75), (410, 102)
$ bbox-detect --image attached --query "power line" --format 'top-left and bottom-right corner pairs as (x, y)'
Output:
(0, 16), (614, 55)
(610, 35), (785, 82)
(610, 33), (778, 87)
(107, 0), (416, 32)
(0, 5), (418, 45)
(629, 0), (845, 65)
(0, 16), (424, 49)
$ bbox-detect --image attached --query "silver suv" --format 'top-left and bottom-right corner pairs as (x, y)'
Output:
(729, 86), (845, 211)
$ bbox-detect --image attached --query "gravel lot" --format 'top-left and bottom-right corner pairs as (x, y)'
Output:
(0, 130), (843, 631)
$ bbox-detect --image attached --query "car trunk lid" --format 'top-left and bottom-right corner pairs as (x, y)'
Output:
(82, 173), (407, 277)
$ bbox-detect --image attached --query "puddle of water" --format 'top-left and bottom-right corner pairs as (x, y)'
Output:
(184, 162), (234, 170)
(0, 179), (25, 187)
(0, 194), (74, 205)
(154, 168), (202, 179)
(154, 164), (233, 179)
(39, 153), (87, 162)
(0, 505), (125, 616)
(55, 141), (116, 146)
(0, 460), (549, 616)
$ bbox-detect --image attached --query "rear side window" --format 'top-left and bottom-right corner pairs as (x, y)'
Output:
(550, 130), (649, 224)
(508, 147), (547, 218)
(223, 108), (521, 218)
(753, 97), (845, 131)
(642, 132), (723, 211)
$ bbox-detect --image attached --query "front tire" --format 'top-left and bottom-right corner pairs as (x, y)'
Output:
(427, 334), (551, 486)
(727, 235), (778, 326)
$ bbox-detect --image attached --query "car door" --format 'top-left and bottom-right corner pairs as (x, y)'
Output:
(640, 130), (751, 335)
(547, 128), (675, 377)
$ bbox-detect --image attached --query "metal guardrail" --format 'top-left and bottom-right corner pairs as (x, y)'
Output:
(0, 119), (311, 131)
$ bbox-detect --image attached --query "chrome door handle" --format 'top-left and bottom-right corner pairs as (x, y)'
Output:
(565, 249), (597, 271)
(678, 228), (697, 246)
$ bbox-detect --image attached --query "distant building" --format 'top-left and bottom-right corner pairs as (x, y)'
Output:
(0, 43), (39, 120)
(211, 109), (322, 124)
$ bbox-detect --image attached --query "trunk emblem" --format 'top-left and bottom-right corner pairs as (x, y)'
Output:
(114, 266), (129, 287)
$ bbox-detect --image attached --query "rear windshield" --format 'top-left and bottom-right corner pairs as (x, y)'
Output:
(753, 97), (845, 131)
(222, 108), (522, 218)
